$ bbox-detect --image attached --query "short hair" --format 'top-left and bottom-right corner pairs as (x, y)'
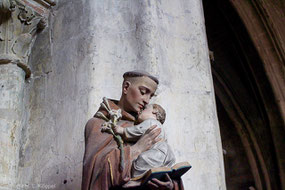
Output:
(152, 104), (166, 124)
(123, 70), (159, 84)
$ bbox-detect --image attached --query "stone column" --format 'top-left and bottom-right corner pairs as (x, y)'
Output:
(0, 0), (54, 189)
(87, 1), (226, 189)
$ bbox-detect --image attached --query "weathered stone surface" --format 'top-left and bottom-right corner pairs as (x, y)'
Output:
(0, 64), (25, 190)
(0, 1), (54, 190)
(16, 0), (225, 189)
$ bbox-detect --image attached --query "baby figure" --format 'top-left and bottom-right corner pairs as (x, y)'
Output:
(115, 104), (176, 182)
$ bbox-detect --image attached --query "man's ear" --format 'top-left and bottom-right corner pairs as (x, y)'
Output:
(123, 81), (131, 94)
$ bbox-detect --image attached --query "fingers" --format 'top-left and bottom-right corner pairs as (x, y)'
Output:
(145, 125), (157, 134)
(133, 125), (162, 154)
(148, 174), (174, 190)
(150, 128), (161, 141)
(148, 178), (173, 190)
(149, 127), (160, 136)
(145, 127), (161, 146)
(151, 178), (169, 186)
(147, 180), (159, 189)
(165, 174), (172, 182)
(155, 138), (162, 143)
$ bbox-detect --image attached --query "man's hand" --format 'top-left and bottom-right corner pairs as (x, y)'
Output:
(130, 125), (161, 160)
(147, 174), (174, 190)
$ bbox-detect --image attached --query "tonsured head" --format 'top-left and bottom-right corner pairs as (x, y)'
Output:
(119, 70), (159, 114)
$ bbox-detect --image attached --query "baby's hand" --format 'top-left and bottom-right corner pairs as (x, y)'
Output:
(113, 124), (124, 135)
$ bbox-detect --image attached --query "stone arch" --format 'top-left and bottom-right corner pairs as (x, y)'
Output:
(203, 0), (285, 189)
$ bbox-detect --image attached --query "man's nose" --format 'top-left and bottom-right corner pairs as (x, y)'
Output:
(143, 95), (150, 104)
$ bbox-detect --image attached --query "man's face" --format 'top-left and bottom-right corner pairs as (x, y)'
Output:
(123, 76), (157, 113)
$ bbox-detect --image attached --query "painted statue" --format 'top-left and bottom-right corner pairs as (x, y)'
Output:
(81, 70), (184, 190)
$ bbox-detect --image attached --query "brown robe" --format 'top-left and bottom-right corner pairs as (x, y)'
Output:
(81, 99), (184, 190)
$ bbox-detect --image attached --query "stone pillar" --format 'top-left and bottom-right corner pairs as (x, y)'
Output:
(10, 0), (226, 189)
(87, 1), (226, 189)
(0, 0), (54, 189)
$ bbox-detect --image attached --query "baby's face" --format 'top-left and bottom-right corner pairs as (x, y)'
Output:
(137, 105), (156, 122)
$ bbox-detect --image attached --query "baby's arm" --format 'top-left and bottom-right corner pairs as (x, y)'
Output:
(113, 121), (150, 142)
(114, 119), (163, 142)
(113, 124), (140, 140)
(124, 120), (158, 142)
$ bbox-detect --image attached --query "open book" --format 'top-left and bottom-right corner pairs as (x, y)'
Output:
(140, 161), (191, 185)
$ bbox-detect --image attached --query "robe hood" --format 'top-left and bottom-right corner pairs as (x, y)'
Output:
(94, 98), (136, 122)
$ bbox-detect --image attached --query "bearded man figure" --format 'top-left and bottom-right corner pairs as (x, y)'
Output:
(81, 71), (184, 190)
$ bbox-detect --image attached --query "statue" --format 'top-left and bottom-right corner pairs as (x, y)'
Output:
(81, 70), (184, 190)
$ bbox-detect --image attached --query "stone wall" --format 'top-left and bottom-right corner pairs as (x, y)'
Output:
(13, 0), (225, 189)
(0, 0), (54, 189)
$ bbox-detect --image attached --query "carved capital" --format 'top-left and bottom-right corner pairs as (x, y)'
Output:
(0, 0), (16, 13)
(0, 0), (54, 78)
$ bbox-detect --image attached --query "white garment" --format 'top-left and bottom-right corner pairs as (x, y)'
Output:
(125, 118), (176, 178)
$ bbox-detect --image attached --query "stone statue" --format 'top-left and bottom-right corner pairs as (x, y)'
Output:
(81, 70), (184, 190)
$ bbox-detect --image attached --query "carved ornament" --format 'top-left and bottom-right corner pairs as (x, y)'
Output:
(0, 0), (55, 78)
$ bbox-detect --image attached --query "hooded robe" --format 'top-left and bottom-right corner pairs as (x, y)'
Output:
(81, 99), (184, 190)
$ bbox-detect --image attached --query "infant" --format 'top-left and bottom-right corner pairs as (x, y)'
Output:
(115, 104), (176, 181)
